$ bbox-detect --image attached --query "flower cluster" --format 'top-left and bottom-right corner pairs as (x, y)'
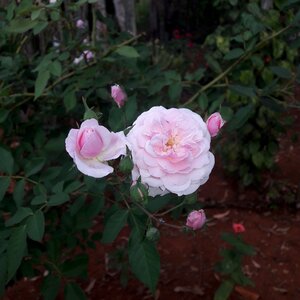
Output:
(65, 87), (225, 199)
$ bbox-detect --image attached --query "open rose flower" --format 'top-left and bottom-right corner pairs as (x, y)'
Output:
(186, 209), (206, 230)
(126, 106), (215, 196)
(65, 119), (126, 178)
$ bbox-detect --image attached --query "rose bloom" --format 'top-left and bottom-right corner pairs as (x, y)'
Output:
(206, 112), (225, 137)
(126, 106), (215, 196)
(186, 209), (206, 230)
(65, 119), (126, 178)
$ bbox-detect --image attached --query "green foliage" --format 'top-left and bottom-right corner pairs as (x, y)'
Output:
(214, 232), (256, 300)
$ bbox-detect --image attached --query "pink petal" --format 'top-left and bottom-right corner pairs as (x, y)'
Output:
(65, 129), (78, 159)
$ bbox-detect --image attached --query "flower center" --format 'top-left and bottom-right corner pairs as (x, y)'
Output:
(165, 136), (176, 148)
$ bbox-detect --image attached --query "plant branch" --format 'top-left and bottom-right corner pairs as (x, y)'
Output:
(133, 201), (185, 230)
(182, 25), (291, 107)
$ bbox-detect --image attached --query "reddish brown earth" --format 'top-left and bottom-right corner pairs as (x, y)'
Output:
(4, 110), (300, 300)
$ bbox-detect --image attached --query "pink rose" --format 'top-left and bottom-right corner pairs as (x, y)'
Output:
(233, 223), (245, 233)
(186, 210), (206, 230)
(83, 50), (94, 61)
(111, 84), (127, 108)
(206, 112), (225, 137)
(76, 19), (85, 29)
(126, 106), (215, 196)
(65, 119), (126, 178)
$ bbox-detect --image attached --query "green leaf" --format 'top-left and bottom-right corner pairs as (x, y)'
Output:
(115, 46), (139, 58)
(168, 83), (182, 101)
(49, 61), (62, 77)
(5, 207), (33, 227)
(129, 240), (160, 293)
(33, 21), (48, 35)
(219, 106), (234, 121)
(252, 152), (264, 168)
(0, 177), (10, 202)
(61, 254), (88, 278)
(13, 179), (25, 207)
(224, 48), (244, 60)
(64, 283), (87, 300)
(31, 194), (47, 205)
(0, 255), (6, 295)
(7, 225), (27, 282)
(26, 210), (45, 242)
(260, 97), (284, 112)
(229, 85), (256, 98)
(6, 19), (39, 33)
(48, 193), (69, 206)
(64, 90), (77, 112)
(146, 194), (172, 213)
(34, 70), (50, 99)
(41, 275), (61, 300)
(108, 107), (124, 131)
(0, 147), (14, 175)
(31, 8), (42, 20)
(221, 233), (255, 255)
(214, 280), (234, 300)
(125, 95), (138, 124)
(227, 104), (254, 131)
(101, 209), (128, 244)
(269, 66), (291, 79)
(197, 93), (208, 110)
(205, 54), (222, 73)
(25, 157), (45, 177)
(0, 109), (9, 123)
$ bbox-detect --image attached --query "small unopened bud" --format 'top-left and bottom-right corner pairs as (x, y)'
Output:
(111, 84), (127, 108)
(206, 112), (225, 137)
(119, 156), (133, 173)
(130, 181), (148, 205)
(186, 209), (206, 230)
(76, 19), (85, 29)
(146, 227), (160, 242)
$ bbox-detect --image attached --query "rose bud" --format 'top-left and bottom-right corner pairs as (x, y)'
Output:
(233, 223), (245, 233)
(206, 112), (225, 137)
(111, 84), (127, 108)
(186, 209), (206, 230)
(76, 19), (85, 29)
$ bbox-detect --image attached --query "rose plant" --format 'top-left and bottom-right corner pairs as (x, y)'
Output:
(0, 1), (299, 299)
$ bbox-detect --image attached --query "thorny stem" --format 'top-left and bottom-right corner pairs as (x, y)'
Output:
(3, 33), (145, 108)
(133, 201), (186, 230)
(0, 175), (39, 185)
(45, 33), (145, 92)
(154, 201), (184, 217)
(182, 25), (292, 107)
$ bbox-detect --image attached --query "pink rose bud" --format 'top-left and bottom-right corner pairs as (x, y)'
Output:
(83, 50), (94, 61)
(111, 84), (127, 108)
(233, 223), (245, 233)
(76, 19), (85, 29)
(186, 209), (206, 230)
(206, 112), (225, 137)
